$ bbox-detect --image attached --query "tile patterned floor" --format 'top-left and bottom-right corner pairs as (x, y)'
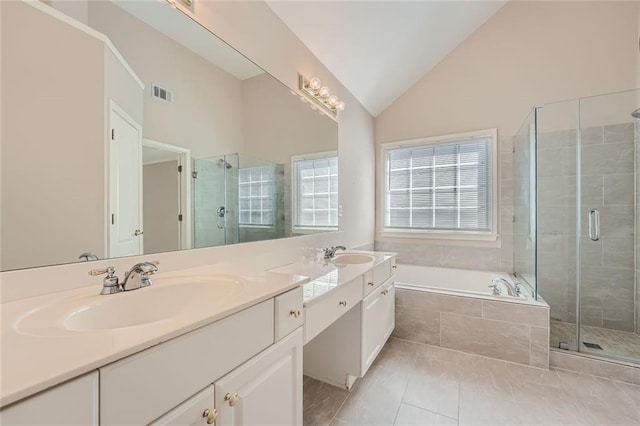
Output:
(551, 319), (640, 363)
(304, 337), (640, 425)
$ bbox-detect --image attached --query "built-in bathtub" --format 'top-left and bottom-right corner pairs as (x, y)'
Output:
(392, 264), (550, 368)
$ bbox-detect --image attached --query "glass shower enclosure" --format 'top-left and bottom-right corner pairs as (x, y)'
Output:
(192, 153), (285, 247)
(516, 88), (640, 365)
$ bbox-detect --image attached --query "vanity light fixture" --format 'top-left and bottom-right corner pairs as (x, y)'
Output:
(298, 74), (346, 118)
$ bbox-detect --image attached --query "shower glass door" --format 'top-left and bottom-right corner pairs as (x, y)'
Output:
(577, 89), (639, 363)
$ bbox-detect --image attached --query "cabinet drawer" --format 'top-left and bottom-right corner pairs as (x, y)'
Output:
(151, 386), (215, 426)
(275, 287), (303, 341)
(363, 259), (393, 297)
(304, 276), (362, 344)
(100, 300), (274, 425)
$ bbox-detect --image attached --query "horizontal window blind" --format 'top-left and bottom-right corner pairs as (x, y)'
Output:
(239, 165), (275, 226)
(294, 155), (338, 228)
(384, 136), (492, 233)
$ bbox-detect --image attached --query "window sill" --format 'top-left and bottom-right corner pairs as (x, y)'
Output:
(292, 226), (339, 235)
(380, 228), (498, 243)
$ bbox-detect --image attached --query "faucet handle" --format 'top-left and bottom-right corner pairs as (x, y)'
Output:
(89, 266), (116, 276)
(90, 267), (122, 295)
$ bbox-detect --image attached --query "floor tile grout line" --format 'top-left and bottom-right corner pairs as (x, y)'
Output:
(329, 386), (353, 425)
(391, 382), (409, 426)
(400, 401), (459, 422)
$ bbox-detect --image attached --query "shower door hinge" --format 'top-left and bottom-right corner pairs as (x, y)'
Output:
(192, 171), (198, 179)
(178, 214), (183, 222)
(512, 146), (515, 154)
(178, 165), (183, 173)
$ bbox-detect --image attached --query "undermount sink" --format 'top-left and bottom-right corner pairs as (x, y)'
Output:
(332, 253), (375, 265)
(15, 278), (242, 335)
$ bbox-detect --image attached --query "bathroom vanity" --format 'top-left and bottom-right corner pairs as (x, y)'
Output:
(0, 251), (395, 425)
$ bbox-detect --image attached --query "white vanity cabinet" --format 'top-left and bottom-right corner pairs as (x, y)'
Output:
(150, 386), (216, 426)
(361, 278), (395, 375)
(214, 328), (303, 426)
(303, 255), (396, 389)
(0, 372), (99, 426)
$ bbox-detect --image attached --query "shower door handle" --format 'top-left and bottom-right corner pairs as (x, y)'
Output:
(588, 209), (600, 241)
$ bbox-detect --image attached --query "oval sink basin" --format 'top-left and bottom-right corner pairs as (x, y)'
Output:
(64, 281), (234, 331)
(15, 278), (242, 335)
(333, 254), (375, 265)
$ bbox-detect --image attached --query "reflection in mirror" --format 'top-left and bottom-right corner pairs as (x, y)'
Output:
(0, 0), (338, 271)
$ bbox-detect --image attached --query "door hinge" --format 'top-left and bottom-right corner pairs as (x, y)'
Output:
(111, 213), (115, 225)
(178, 214), (183, 222)
(178, 165), (183, 173)
(192, 171), (198, 179)
(111, 129), (115, 140)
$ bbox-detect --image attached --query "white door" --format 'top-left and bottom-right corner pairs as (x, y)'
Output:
(109, 103), (143, 257)
(214, 329), (303, 426)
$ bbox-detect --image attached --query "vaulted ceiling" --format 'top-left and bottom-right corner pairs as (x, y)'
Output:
(267, 1), (506, 116)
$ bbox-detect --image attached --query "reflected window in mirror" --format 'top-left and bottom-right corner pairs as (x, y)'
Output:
(292, 153), (339, 232)
(239, 165), (276, 228)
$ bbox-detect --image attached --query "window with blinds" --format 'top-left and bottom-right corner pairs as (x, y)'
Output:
(383, 133), (494, 235)
(293, 154), (338, 230)
(239, 165), (275, 227)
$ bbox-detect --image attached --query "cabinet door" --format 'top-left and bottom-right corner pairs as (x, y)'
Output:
(0, 372), (98, 426)
(215, 328), (303, 426)
(361, 280), (395, 376)
(150, 386), (215, 426)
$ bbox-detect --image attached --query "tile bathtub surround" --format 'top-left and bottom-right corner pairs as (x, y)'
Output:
(393, 288), (550, 368)
(303, 337), (640, 426)
(375, 136), (515, 274)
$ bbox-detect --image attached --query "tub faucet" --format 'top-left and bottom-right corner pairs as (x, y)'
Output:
(490, 277), (520, 297)
(323, 246), (346, 260)
(121, 262), (158, 291)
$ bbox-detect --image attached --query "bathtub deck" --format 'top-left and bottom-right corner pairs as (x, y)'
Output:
(303, 337), (640, 426)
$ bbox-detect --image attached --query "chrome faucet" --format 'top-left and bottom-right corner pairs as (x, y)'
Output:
(122, 262), (158, 291)
(323, 246), (346, 260)
(90, 262), (158, 295)
(490, 277), (520, 297)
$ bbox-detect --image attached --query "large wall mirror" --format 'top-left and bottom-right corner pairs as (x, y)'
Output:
(1, 0), (339, 271)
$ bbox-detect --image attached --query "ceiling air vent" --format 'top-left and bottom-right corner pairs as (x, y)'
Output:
(152, 83), (173, 103)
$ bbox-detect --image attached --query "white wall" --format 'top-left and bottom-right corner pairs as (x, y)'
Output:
(1, 1), (106, 270)
(376, 1), (639, 142)
(374, 0), (640, 272)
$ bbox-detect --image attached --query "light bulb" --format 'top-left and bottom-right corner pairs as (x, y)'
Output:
(328, 94), (338, 107)
(308, 77), (322, 91)
(336, 101), (345, 112)
(319, 86), (330, 98)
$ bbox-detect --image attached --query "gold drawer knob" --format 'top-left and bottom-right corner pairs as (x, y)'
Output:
(339, 300), (347, 307)
(225, 392), (239, 407)
(289, 309), (301, 318)
(392, 265), (397, 269)
(367, 282), (374, 287)
(203, 408), (218, 424)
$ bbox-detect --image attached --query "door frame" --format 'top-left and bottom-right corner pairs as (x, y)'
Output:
(108, 99), (143, 257)
(142, 138), (192, 250)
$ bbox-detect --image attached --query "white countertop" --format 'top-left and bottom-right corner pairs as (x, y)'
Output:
(0, 265), (308, 408)
(271, 251), (396, 307)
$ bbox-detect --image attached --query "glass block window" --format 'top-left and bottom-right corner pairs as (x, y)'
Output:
(383, 133), (494, 234)
(239, 165), (275, 226)
(293, 154), (338, 229)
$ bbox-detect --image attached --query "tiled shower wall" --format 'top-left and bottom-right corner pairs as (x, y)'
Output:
(537, 123), (637, 333)
(375, 137), (515, 273)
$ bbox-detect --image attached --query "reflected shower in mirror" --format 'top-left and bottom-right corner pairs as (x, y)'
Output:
(0, 0), (338, 271)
